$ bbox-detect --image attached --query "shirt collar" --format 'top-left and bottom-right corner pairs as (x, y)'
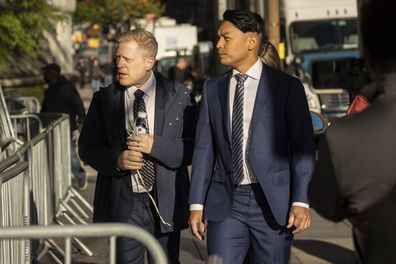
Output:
(232, 58), (262, 81)
(127, 71), (155, 96)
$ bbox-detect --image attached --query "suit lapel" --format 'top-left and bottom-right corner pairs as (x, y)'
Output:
(154, 72), (174, 136)
(250, 64), (274, 132)
(218, 72), (232, 145)
(113, 84), (127, 146)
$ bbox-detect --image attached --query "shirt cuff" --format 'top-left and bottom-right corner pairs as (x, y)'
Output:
(292, 202), (310, 209)
(190, 204), (204, 211)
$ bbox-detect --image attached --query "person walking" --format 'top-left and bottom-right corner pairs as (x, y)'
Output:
(188, 9), (315, 264)
(78, 29), (197, 263)
(259, 41), (282, 71)
(41, 63), (87, 189)
(90, 58), (102, 93)
(76, 58), (87, 89)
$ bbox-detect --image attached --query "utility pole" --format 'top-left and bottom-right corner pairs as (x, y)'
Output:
(267, 0), (280, 49)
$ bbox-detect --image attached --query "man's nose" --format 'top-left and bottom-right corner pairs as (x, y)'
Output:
(117, 59), (124, 68)
(216, 39), (223, 49)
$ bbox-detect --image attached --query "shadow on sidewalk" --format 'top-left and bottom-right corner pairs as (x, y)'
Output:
(293, 240), (355, 263)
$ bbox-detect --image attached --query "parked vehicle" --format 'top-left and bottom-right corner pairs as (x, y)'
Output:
(280, 0), (366, 119)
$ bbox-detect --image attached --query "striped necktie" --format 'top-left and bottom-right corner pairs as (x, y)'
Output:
(133, 89), (155, 190)
(232, 73), (248, 185)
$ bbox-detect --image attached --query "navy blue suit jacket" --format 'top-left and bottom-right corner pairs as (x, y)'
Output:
(79, 72), (197, 232)
(189, 63), (315, 225)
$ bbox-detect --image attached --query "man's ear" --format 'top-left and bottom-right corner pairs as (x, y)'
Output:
(145, 56), (156, 70)
(247, 34), (259, 51)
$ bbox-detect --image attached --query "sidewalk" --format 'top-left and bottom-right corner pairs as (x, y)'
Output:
(76, 85), (355, 264)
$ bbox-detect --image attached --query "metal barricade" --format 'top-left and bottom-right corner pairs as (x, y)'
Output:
(0, 157), (31, 263)
(13, 96), (41, 113)
(0, 86), (20, 159)
(0, 224), (167, 264)
(10, 114), (43, 141)
(0, 111), (95, 262)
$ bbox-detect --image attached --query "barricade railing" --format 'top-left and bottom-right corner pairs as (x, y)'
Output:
(12, 96), (41, 113)
(10, 114), (43, 141)
(0, 110), (94, 262)
(0, 157), (31, 263)
(0, 86), (20, 159)
(0, 138), (19, 161)
(0, 224), (167, 264)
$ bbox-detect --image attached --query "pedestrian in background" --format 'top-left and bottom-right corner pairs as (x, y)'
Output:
(188, 9), (315, 263)
(41, 63), (87, 190)
(259, 41), (282, 71)
(309, 0), (396, 263)
(90, 57), (102, 93)
(168, 57), (192, 85)
(78, 29), (197, 263)
(76, 58), (87, 89)
(103, 60), (114, 86)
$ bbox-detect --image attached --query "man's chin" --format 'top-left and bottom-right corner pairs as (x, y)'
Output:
(119, 79), (131, 87)
(219, 58), (232, 67)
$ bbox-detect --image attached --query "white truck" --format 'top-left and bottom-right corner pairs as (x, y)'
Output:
(136, 17), (198, 75)
(280, 0), (363, 118)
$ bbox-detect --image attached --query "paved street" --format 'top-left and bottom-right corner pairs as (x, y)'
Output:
(73, 85), (355, 264)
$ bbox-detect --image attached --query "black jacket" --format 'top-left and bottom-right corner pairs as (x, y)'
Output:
(309, 72), (396, 263)
(78, 72), (197, 232)
(41, 76), (86, 131)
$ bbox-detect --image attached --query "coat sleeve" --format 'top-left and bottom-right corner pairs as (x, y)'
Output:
(309, 135), (349, 221)
(286, 77), (316, 204)
(149, 92), (198, 169)
(188, 83), (215, 205)
(78, 92), (124, 176)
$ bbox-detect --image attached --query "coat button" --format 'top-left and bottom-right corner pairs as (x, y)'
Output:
(169, 122), (172, 126)
(178, 101), (182, 105)
(176, 117), (179, 121)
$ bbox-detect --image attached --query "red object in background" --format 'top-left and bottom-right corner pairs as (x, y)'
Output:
(346, 95), (370, 115)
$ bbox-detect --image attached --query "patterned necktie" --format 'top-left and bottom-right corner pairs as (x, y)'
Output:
(232, 73), (248, 185)
(133, 89), (155, 189)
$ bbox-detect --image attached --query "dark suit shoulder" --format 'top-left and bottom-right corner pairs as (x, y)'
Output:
(202, 71), (231, 93)
(98, 82), (123, 94)
(155, 71), (192, 95)
(329, 94), (396, 137)
(263, 63), (301, 85)
(323, 94), (396, 213)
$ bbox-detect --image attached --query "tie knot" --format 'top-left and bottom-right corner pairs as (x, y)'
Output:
(134, 89), (145, 99)
(235, 73), (248, 84)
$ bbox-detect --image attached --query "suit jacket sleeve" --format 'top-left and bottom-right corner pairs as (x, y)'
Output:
(286, 78), (316, 204)
(150, 92), (197, 169)
(78, 92), (123, 175)
(188, 83), (215, 205)
(309, 135), (348, 221)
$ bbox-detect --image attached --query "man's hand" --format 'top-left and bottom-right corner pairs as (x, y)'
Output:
(188, 210), (206, 241)
(128, 134), (154, 154)
(117, 150), (143, 170)
(287, 206), (310, 234)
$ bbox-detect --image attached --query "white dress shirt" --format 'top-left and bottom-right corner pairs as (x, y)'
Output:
(125, 71), (156, 193)
(229, 59), (262, 185)
(190, 59), (309, 210)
